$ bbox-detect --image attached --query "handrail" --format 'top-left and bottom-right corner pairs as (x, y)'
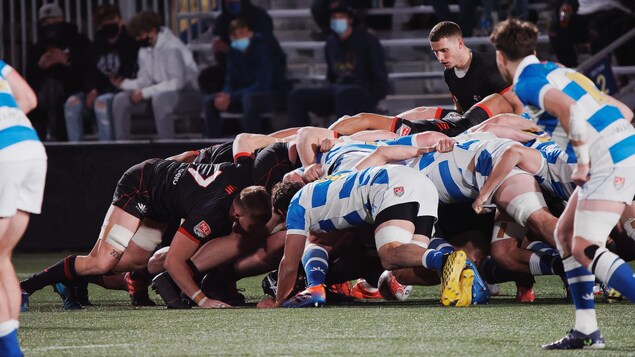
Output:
(577, 28), (635, 73)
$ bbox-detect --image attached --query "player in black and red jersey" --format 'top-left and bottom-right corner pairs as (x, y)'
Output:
(20, 141), (272, 309)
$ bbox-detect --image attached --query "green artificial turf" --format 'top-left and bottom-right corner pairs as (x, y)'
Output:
(14, 253), (635, 356)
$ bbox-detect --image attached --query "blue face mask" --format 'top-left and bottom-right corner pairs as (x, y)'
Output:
(231, 37), (250, 51)
(330, 19), (348, 35)
(226, 2), (241, 15)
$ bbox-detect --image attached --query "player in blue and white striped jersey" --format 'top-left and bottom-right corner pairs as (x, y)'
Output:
(492, 18), (635, 350)
(274, 164), (471, 308)
(0, 60), (46, 357)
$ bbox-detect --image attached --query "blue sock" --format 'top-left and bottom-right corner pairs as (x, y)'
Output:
(563, 256), (598, 334)
(302, 245), (329, 287)
(529, 251), (564, 276)
(590, 248), (635, 301)
(481, 256), (518, 283)
(526, 241), (558, 256)
(0, 322), (21, 357)
(422, 249), (444, 270)
(428, 237), (454, 254)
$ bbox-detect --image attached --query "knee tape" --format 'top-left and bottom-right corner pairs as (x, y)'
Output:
(103, 224), (135, 251)
(504, 191), (547, 226)
(491, 220), (528, 243)
(374, 226), (413, 250)
(623, 218), (635, 240)
(131, 224), (163, 252)
(573, 210), (620, 246)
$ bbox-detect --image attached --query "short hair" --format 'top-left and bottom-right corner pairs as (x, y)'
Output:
(236, 186), (272, 224)
(127, 11), (162, 38)
(93, 4), (121, 28)
(271, 181), (304, 215)
(229, 18), (249, 36)
(428, 21), (463, 42)
(490, 19), (539, 61)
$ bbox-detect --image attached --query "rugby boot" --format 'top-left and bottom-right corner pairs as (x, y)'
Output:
(151, 272), (191, 309)
(455, 268), (475, 307)
(542, 329), (605, 350)
(378, 271), (412, 301)
(440, 250), (467, 306)
(53, 283), (83, 310)
(486, 283), (500, 296)
(282, 284), (326, 308)
(465, 260), (489, 305)
(74, 281), (92, 307)
(329, 281), (352, 296)
(601, 283), (624, 303)
(125, 272), (156, 306)
(349, 279), (382, 300)
(20, 290), (29, 312)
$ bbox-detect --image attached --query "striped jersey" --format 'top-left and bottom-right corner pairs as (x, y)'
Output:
(526, 135), (576, 201)
(0, 61), (45, 162)
(513, 55), (635, 166)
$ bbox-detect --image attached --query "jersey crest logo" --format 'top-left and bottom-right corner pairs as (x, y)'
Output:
(393, 186), (404, 197)
(614, 176), (625, 190)
(194, 220), (211, 238)
(398, 125), (411, 136)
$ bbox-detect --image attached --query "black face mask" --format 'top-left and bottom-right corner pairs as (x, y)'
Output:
(137, 37), (152, 48)
(96, 23), (120, 40)
(39, 23), (69, 48)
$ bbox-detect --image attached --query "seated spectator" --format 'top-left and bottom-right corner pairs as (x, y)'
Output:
(64, 4), (139, 141)
(110, 11), (201, 140)
(549, 0), (635, 67)
(288, 1), (389, 128)
(26, 3), (91, 141)
(203, 19), (287, 137)
(311, 0), (396, 40)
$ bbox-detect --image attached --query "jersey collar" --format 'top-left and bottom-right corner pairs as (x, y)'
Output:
(513, 55), (540, 86)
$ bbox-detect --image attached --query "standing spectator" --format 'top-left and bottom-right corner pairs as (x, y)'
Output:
(198, 0), (284, 95)
(25, 3), (91, 141)
(64, 4), (138, 141)
(203, 19), (285, 137)
(288, 2), (389, 128)
(110, 11), (201, 140)
(428, 21), (523, 114)
(0, 60), (46, 357)
(549, 0), (635, 68)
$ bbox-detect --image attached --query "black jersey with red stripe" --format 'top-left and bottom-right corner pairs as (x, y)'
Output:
(444, 51), (511, 113)
(147, 155), (254, 244)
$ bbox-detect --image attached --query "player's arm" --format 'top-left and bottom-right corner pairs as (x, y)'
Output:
(542, 88), (589, 185)
(470, 113), (540, 133)
(412, 131), (450, 147)
(296, 126), (338, 167)
(233, 230), (285, 278)
(605, 95), (634, 123)
(396, 106), (441, 121)
(233, 133), (278, 157)
(164, 231), (231, 308)
(501, 89), (525, 115)
(268, 127), (300, 139)
(355, 145), (431, 170)
(451, 95), (464, 114)
(275, 233), (307, 305)
(166, 150), (200, 163)
(472, 145), (544, 214)
(5, 67), (37, 113)
(328, 112), (394, 135)
(348, 129), (398, 141)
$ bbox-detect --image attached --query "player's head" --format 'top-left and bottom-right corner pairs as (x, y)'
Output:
(428, 21), (465, 69)
(271, 181), (305, 217)
(127, 10), (162, 47)
(490, 19), (539, 82)
(231, 186), (272, 235)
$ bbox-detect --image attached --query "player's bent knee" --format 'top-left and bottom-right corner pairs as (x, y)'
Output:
(573, 210), (620, 247)
(131, 225), (162, 252)
(504, 192), (547, 226)
(375, 225), (413, 250)
(102, 223), (135, 252)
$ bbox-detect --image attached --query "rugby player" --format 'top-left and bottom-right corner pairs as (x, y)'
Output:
(491, 18), (635, 349)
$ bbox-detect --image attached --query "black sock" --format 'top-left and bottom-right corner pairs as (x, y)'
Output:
(20, 255), (78, 294)
(479, 256), (519, 283)
(186, 259), (205, 284)
(130, 267), (152, 282)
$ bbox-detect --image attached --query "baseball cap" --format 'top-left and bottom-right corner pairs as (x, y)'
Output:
(39, 3), (64, 21)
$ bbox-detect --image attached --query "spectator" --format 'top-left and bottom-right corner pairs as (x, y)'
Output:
(288, 2), (389, 128)
(110, 11), (201, 140)
(311, 0), (396, 40)
(198, 0), (284, 95)
(549, 0), (635, 68)
(64, 4), (139, 141)
(203, 19), (287, 137)
(25, 3), (91, 141)
(431, 0), (500, 37)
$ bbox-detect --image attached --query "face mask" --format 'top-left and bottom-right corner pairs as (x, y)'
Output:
(96, 23), (120, 40)
(226, 2), (241, 15)
(231, 37), (250, 51)
(330, 19), (348, 35)
(137, 36), (152, 48)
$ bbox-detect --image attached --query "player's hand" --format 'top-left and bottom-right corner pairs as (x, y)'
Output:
(416, 147), (435, 156)
(199, 298), (232, 309)
(256, 297), (278, 308)
(571, 163), (590, 186)
(472, 196), (487, 214)
(110, 75), (124, 88)
(212, 36), (229, 53)
(320, 137), (338, 152)
(130, 89), (144, 104)
(303, 163), (324, 182)
(434, 138), (456, 153)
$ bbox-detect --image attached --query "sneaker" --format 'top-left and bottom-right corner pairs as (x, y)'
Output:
(601, 283), (623, 303)
(151, 272), (191, 309)
(329, 281), (352, 296)
(20, 290), (29, 312)
(515, 285), (535, 303)
(542, 329), (605, 350)
(465, 260), (489, 305)
(440, 250), (467, 306)
(377, 271), (412, 301)
(125, 272), (156, 306)
(52, 283), (83, 310)
(282, 284), (326, 308)
(349, 279), (382, 300)
(486, 283), (501, 296)
(74, 281), (92, 307)
(455, 268), (475, 307)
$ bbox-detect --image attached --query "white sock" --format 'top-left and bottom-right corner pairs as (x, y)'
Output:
(0, 320), (18, 337)
(574, 309), (598, 335)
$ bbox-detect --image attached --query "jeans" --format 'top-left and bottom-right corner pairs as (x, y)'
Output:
(64, 92), (116, 141)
